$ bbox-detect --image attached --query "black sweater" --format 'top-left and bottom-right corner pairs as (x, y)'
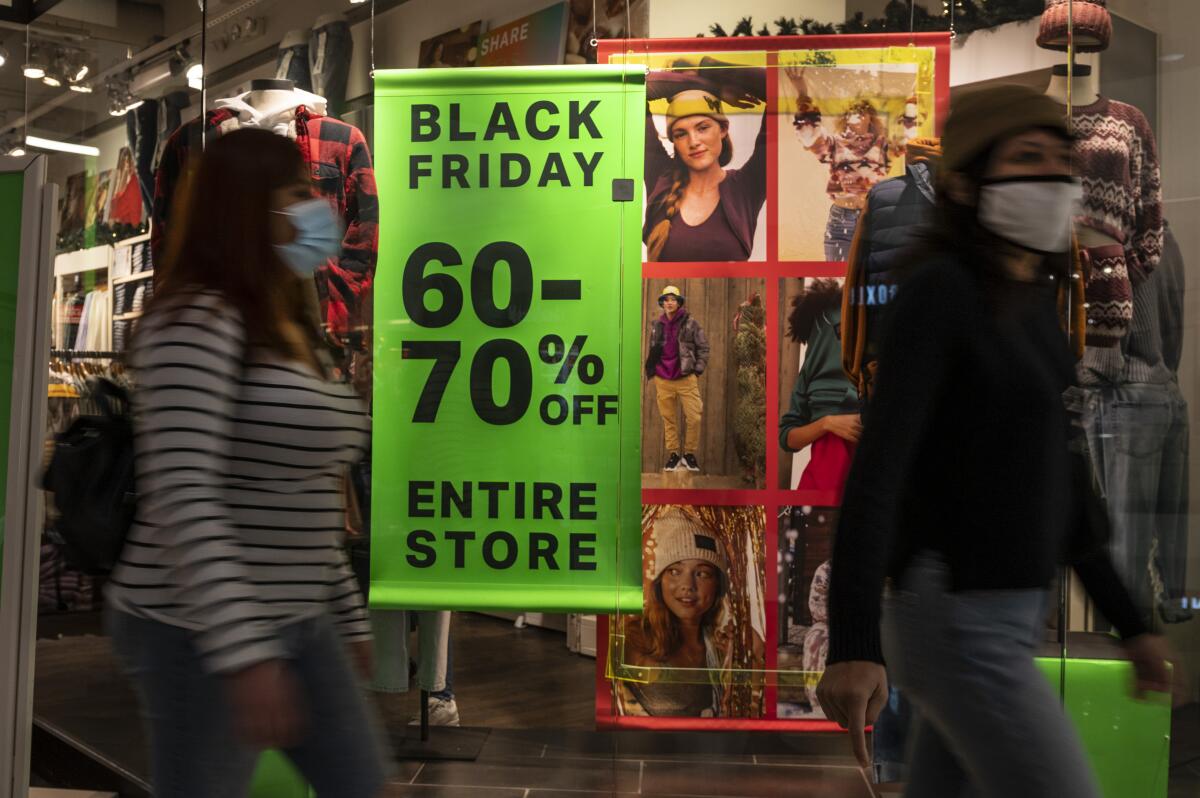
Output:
(828, 257), (1148, 665)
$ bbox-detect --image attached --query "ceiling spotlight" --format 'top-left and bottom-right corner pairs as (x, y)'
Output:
(186, 62), (202, 91)
(23, 44), (48, 80)
(42, 73), (62, 87)
(9, 146), (25, 157)
(0, 46), (9, 69)
(69, 83), (93, 94)
(72, 63), (88, 82)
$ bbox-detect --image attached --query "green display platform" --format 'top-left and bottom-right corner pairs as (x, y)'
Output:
(249, 750), (308, 798)
(1035, 657), (1171, 798)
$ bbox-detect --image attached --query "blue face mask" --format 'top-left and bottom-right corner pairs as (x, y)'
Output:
(272, 198), (342, 275)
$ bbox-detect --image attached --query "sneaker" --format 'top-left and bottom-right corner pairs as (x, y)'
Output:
(408, 697), (461, 727)
(682, 453), (700, 472)
(664, 453), (682, 471)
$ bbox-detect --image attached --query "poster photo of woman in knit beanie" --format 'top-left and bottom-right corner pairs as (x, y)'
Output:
(777, 48), (938, 262)
(641, 278), (766, 490)
(777, 506), (837, 719)
(611, 504), (767, 718)
(639, 54), (768, 263)
(778, 278), (861, 494)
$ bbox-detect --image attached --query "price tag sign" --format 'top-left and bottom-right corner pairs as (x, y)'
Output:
(372, 66), (645, 611)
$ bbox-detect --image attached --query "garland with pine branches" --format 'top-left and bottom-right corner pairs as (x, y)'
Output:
(701, 0), (1045, 38)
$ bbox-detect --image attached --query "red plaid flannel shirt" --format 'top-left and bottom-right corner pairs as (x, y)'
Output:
(151, 106), (379, 336)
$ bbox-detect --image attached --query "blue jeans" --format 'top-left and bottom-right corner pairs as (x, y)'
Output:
(872, 687), (912, 783)
(274, 19), (353, 118)
(310, 18), (353, 118)
(824, 204), (861, 262)
(1081, 382), (1190, 621)
(126, 100), (159, 215)
(882, 553), (1100, 798)
(275, 41), (312, 91)
(107, 609), (391, 798)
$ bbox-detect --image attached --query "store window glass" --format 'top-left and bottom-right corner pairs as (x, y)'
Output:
(11, 1), (1200, 797)
(27, 2), (205, 792)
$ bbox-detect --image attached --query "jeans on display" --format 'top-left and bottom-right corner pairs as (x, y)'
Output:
(126, 99), (159, 215)
(881, 552), (1100, 798)
(824, 204), (861, 262)
(154, 91), (190, 173)
(370, 609), (452, 694)
(273, 19), (353, 118)
(1081, 381), (1190, 621)
(310, 18), (353, 118)
(107, 608), (391, 798)
(275, 40), (313, 91)
(871, 687), (913, 783)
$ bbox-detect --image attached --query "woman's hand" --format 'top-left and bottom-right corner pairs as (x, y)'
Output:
(226, 659), (306, 749)
(784, 66), (810, 96)
(817, 661), (889, 768)
(822, 414), (863, 444)
(698, 56), (765, 107)
(1122, 633), (1176, 699)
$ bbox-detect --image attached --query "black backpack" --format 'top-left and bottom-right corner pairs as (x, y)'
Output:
(42, 378), (136, 575)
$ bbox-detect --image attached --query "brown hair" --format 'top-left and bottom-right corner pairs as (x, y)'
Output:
(646, 118), (734, 262)
(626, 570), (725, 662)
(147, 128), (319, 364)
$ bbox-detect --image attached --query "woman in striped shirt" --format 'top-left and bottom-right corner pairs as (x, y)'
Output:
(105, 128), (390, 797)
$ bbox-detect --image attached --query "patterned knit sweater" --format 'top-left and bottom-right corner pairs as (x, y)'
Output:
(1071, 97), (1163, 350)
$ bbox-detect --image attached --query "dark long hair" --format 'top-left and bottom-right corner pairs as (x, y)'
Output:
(148, 128), (314, 360)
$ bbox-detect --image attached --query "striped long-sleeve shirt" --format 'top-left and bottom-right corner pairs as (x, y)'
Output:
(106, 291), (372, 674)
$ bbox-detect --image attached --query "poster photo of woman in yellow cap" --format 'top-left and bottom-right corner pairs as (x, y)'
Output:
(614, 505), (766, 718)
(643, 57), (768, 262)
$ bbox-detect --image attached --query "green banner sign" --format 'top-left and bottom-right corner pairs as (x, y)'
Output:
(372, 65), (645, 612)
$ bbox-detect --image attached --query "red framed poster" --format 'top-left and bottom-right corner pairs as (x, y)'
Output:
(596, 33), (951, 732)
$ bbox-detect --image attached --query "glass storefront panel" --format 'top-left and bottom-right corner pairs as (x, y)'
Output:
(2, 1), (1197, 797)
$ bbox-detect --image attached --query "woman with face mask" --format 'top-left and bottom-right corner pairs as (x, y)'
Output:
(105, 129), (391, 798)
(814, 86), (1174, 797)
(616, 509), (730, 717)
(643, 61), (767, 262)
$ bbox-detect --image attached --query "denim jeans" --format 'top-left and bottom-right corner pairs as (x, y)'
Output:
(126, 99), (159, 215)
(107, 608), (391, 798)
(881, 553), (1100, 798)
(824, 204), (862, 262)
(310, 18), (353, 118)
(276, 40), (313, 92)
(154, 91), (190, 172)
(1081, 382), (1190, 622)
(871, 686), (912, 783)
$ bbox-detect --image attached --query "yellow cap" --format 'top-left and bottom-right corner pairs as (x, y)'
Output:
(658, 285), (684, 306)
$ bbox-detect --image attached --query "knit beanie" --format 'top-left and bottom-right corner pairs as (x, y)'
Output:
(941, 85), (1070, 174)
(665, 89), (729, 136)
(652, 509), (729, 582)
(1038, 0), (1112, 53)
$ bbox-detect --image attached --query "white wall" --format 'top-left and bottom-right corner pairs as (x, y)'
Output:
(649, 0), (846, 38)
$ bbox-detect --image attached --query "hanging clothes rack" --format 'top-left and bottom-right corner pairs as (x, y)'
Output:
(49, 350), (121, 360)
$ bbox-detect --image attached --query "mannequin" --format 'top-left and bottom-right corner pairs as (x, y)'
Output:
(1036, 0), (1182, 628)
(1043, 64), (1116, 250)
(151, 77), (379, 338)
(1043, 62), (1099, 106)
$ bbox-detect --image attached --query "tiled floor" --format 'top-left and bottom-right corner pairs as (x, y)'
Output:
(380, 729), (875, 798)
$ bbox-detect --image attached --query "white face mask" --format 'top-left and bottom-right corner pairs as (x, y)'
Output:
(977, 176), (1082, 254)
